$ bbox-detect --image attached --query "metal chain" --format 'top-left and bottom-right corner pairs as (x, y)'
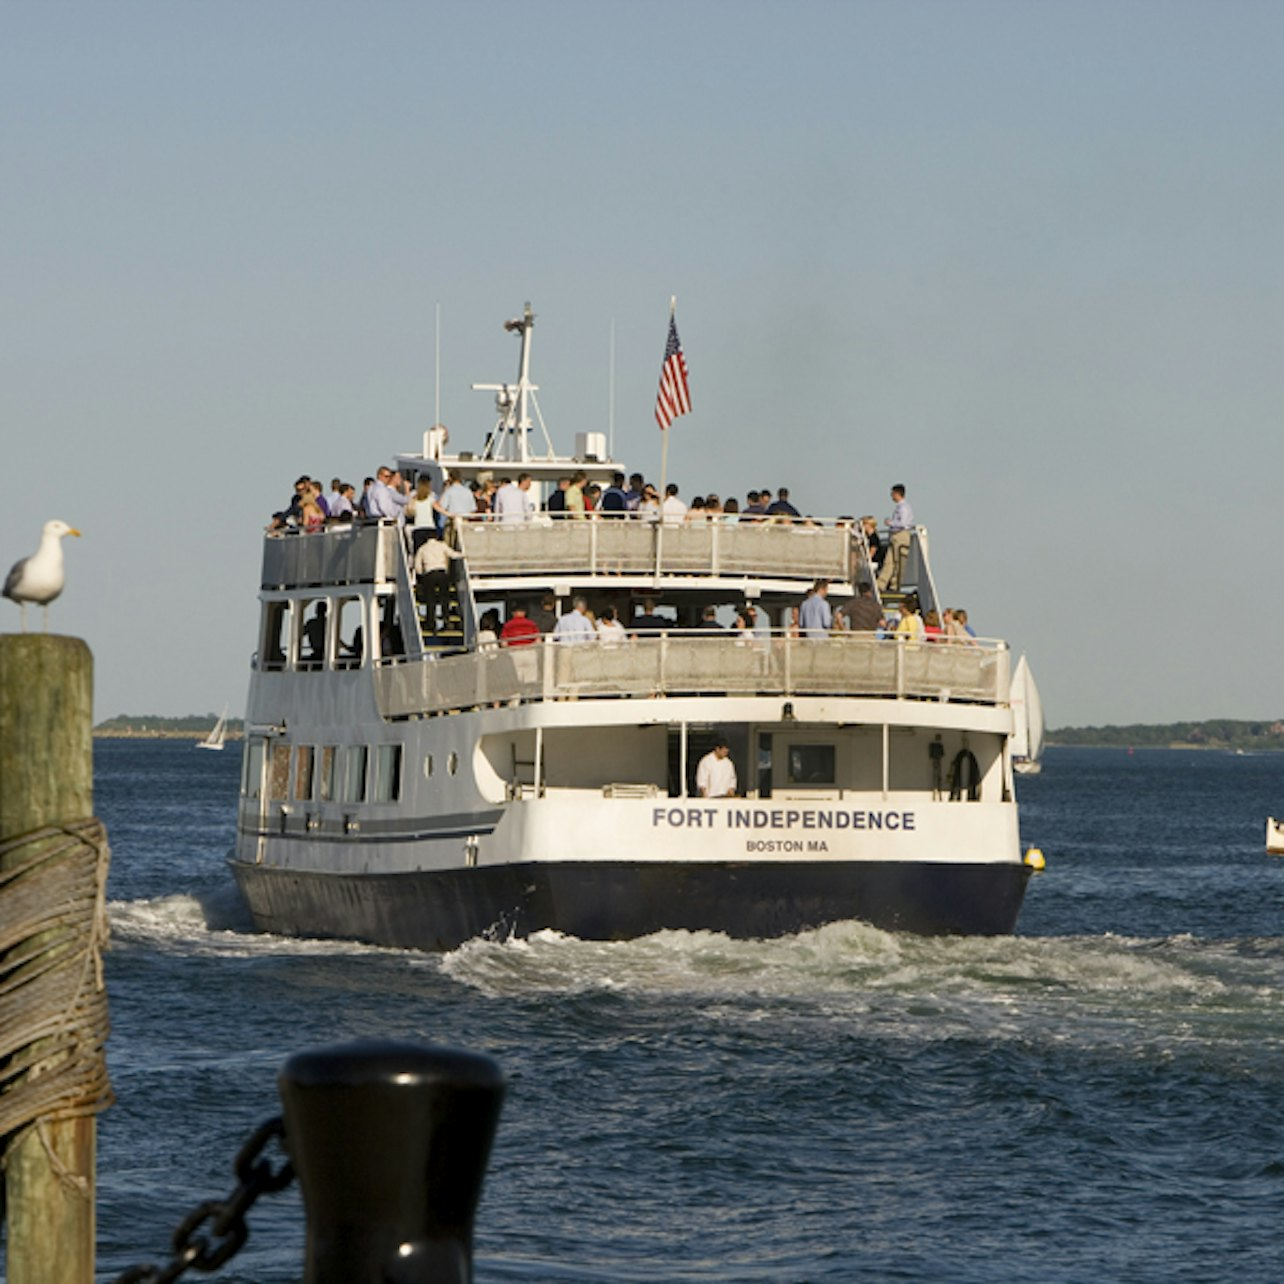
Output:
(113, 1115), (295, 1284)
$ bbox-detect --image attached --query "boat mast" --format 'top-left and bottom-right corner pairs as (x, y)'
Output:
(474, 302), (556, 463)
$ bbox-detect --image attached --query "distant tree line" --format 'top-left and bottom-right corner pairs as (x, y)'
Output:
(95, 713), (243, 738)
(1049, 719), (1284, 750)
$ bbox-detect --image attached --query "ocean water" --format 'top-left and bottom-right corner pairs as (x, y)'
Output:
(9, 742), (1284, 1282)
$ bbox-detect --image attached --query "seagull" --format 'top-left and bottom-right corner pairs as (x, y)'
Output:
(4, 519), (82, 632)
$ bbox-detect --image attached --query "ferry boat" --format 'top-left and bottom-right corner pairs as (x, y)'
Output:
(229, 304), (1032, 950)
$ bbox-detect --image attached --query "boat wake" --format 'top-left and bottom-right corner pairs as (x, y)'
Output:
(107, 890), (400, 962)
(441, 922), (1284, 1054)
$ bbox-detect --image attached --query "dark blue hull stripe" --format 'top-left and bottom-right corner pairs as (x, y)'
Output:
(229, 858), (1031, 952)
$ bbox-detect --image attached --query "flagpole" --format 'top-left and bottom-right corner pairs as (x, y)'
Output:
(655, 296), (676, 584)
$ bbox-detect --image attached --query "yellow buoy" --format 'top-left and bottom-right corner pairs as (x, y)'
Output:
(1024, 847), (1046, 872)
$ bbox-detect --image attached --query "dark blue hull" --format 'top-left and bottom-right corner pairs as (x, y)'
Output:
(229, 858), (1031, 951)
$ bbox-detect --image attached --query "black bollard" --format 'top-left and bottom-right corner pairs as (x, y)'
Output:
(278, 1039), (506, 1284)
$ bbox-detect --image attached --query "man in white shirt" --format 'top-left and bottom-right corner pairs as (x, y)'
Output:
(695, 738), (737, 798)
(367, 467), (411, 524)
(552, 597), (596, 644)
(494, 474), (534, 523)
(877, 484), (915, 591)
(661, 483), (688, 526)
(440, 471), (476, 523)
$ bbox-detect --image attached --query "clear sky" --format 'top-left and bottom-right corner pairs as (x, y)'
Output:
(3, 2), (1281, 727)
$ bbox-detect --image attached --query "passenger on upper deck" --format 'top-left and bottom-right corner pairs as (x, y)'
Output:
(846, 581), (883, 632)
(472, 477), (496, 516)
(565, 471), (587, 519)
(878, 485), (915, 592)
(696, 605), (722, 630)
(626, 473), (646, 513)
(722, 497), (740, 522)
(328, 479), (354, 519)
(767, 488), (800, 521)
(798, 579), (832, 639)
(358, 477), (375, 516)
(742, 490), (768, 520)
(638, 485), (660, 521)
(546, 477), (570, 517)
(896, 593), (924, 641)
(600, 474), (629, 515)
(301, 497), (325, 533)
(368, 467), (411, 524)
(494, 474), (534, 523)
(407, 476), (445, 550)
(661, 484), (687, 525)
(305, 480), (330, 518)
(413, 536), (463, 621)
(440, 471), (475, 522)
(686, 496), (706, 522)
(859, 516), (884, 578)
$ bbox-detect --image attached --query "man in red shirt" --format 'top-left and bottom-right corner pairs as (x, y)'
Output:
(500, 604), (541, 646)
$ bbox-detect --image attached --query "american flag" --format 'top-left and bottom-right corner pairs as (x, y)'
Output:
(654, 313), (692, 431)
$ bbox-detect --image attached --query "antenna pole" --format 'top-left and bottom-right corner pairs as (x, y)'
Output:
(608, 317), (616, 462)
(434, 302), (441, 428)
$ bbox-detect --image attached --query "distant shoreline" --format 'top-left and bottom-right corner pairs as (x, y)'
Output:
(94, 713), (1282, 753)
(93, 729), (244, 741)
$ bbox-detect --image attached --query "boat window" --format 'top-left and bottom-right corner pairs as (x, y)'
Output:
(373, 745), (403, 803)
(299, 600), (328, 671)
(379, 596), (405, 661)
(294, 746), (314, 801)
(787, 744), (836, 785)
(447, 751), (458, 776)
(342, 746), (368, 803)
(423, 754), (434, 779)
(262, 602), (290, 672)
(268, 743), (291, 801)
(336, 597), (364, 670)
(318, 746), (337, 802)
(243, 739), (265, 799)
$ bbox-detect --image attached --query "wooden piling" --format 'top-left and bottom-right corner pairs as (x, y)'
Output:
(1, 634), (98, 1284)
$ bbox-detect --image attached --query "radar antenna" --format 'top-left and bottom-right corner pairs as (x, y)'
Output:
(473, 302), (558, 462)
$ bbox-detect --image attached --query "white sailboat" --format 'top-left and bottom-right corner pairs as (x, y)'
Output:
(1266, 818), (1284, 855)
(196, 705), (229, 752)
(1010, 655), (1044, 776)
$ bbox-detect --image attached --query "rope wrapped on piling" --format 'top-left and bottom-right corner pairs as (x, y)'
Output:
(0, 819), (113, 1163)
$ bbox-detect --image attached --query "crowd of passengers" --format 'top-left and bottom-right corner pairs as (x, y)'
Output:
(457, 586), (979, 651)
(269, 470), (973, 647)
(270, 470), (885, 534)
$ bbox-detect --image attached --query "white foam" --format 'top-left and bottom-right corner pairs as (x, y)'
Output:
(107, 894), (411, 963)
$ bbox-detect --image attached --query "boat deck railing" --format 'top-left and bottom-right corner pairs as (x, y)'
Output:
(371, 632), (1009, 719)
(259, 517), (926, 599)
(455, 516), (854, 582)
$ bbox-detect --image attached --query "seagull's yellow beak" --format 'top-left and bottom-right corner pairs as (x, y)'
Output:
(68, 528), (82, 537)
